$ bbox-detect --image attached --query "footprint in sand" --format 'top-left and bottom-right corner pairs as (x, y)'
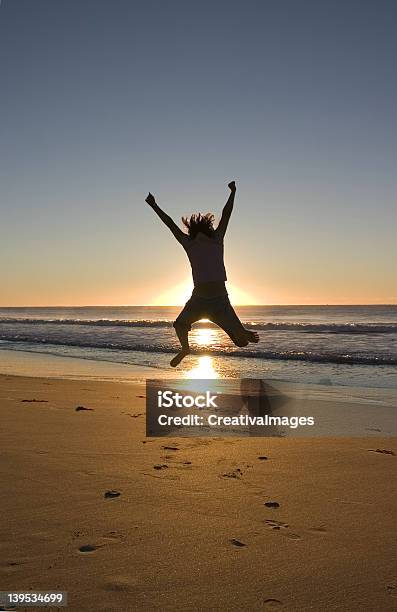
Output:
(79, 544), (100, 553)
(219, 463), (253, 479)
(264, 501), (280, 508)
(263, 599), (284, 609)
(21, 398), (48, 403)
(387, 584), (397, 599)
(173, 463), (193, 470)
(104, 490), (121, 499)
(160, 456), (193, 468)
(264, 520), (301, 540)
(230, 539), (246, 547)
(75, 406), (94, 411)
(368, 448), (395, 455)
(78, 533), (124, 553)
(309, 525), (327, 534)
(264, 519), (289, 530)
(220, 468), (243, 479)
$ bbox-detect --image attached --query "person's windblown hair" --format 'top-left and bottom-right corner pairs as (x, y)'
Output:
(182, 213), (215, 239)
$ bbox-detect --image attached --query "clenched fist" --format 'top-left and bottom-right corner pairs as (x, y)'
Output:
(145, 192), (156, 207)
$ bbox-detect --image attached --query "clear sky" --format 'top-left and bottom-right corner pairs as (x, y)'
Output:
(1, 0), (396, 306)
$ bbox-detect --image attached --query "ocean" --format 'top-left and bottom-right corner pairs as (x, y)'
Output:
(0, 305), (396, 388)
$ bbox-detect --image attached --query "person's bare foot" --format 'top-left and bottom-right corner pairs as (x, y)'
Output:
(170, 348), (190, 367)
(246, 330), (259, 343)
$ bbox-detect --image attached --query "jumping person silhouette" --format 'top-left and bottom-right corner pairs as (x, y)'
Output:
(145, 181), (259, 367)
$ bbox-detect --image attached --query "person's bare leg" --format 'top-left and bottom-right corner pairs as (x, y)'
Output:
(223, 326), (259, 347)
(171, 323), (190, 367)
(213, 302), (259, 346)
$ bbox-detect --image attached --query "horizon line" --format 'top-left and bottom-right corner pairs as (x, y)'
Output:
(1, 303), (396, 308)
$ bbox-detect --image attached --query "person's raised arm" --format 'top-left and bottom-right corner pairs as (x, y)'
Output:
(215, 181), (236, 239)
(145, 192), (186, 244)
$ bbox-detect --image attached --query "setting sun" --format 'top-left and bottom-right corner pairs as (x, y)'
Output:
(151, 278), (258, 306)
(151, 279), (193, 306)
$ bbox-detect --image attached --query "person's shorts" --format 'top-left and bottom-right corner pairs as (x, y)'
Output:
(174, 292), (246, 342)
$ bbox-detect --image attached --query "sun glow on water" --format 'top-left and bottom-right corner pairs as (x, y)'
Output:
(193, 326), (217, 346)
(185, 355), (218, 379)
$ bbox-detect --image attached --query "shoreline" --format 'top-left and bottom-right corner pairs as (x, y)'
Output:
(1, 346), (397, 388)
(0, 347), (161, 382)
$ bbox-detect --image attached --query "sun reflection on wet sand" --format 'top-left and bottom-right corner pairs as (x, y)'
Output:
(185, 355), (219, 379)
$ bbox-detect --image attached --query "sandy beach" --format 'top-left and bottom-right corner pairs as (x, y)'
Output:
(1, 373), (396, 611)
